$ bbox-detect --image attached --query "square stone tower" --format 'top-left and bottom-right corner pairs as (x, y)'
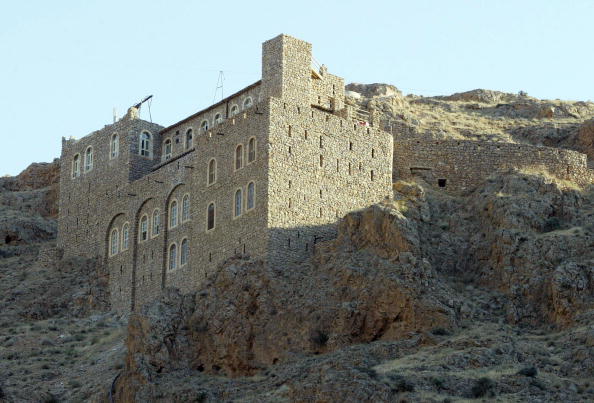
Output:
(262, 34), (313, 105)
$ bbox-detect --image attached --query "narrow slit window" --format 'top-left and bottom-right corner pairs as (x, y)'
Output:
(235, 144), (243, 170)
(163, 139), (172, 160)
(247, 182), (255, 210)
(182, 195), (190, 222)
(72, 154), (80, 178)
(169, 200), (178, 228)
(207, 203), (215, 230)
(121, 223), (129, 250)
(185, 129), (193, 149)
(110, 134), (119, 159)
(248, 137), (256, 163)
(234, 189), (243, 217)
(110, 229), (119, 256)
(180, 239), (189, 266)
(208, 159), (216, 185)
(168, 243), (177, 271)
(152, 210), (160, 236)
(140, 215), (148, 241)
(84, 147), (93, 172)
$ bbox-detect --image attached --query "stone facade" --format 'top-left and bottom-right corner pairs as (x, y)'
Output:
(57, 34), (593, 313)
(57, 34), (394, 312)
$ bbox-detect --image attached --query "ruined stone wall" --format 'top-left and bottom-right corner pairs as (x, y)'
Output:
(267, 98), (393, 267)
(311, 71), (345, 112)
(393, 139), (592, 191)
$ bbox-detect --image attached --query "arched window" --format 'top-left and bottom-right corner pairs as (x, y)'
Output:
(72, 154), (80, 178)
(207, 203), (215, 230)
(169, 200), (178, 229)
(243, 97), (253, 109)
(140, 131), (152, 157)
(163, 139), (172, 161)
(110, 133), (119, 159)
(248, 137), (256, 163)
(121, 223), (129, 251)
(234, 189), (243, 217)
(200, 120), (209, 132)
(139, 215), (148, 241)
(110, 228), (119, 256)
(182, 194), (190, 222)
(152, 209), (161, 237)
(180, 238), (189, 266)
(168, 243), (177, 271)
(185, 129), (193, 149)
(230, 104), (239, 117)
(207, 158), (216, 185)
(235, 145), (243, 170)
(214, 113), (223, 125)
(247, 182), (255, 210)
(84, 147), (93, 172)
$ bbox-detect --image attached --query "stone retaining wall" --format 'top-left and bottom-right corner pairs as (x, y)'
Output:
(393, 139), (593, 191)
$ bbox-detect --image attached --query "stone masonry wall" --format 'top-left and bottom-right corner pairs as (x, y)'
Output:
(103, 105), (270, 312)
(267, 98), (393, 267)
(393, 139), (593, 191)
(57, 33), (393, 312)
(58, 118), (164, 261)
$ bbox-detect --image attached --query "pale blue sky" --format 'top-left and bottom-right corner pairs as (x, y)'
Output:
(1, 0), (592, 175)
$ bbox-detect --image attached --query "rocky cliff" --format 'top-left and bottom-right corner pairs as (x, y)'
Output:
(112, 169), (594, 402)
(1, 86), (593, 402)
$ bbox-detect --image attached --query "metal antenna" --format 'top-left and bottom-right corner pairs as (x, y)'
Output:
(213, 71), (225, 103)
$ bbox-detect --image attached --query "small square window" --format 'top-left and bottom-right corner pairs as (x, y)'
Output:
(438, 179), (447, 188)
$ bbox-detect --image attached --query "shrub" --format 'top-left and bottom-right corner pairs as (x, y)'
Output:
(69, 380), (81, 388)
(543, 217), (561, 232)
(431, 377), (445, 389)
(471, 377), (495, 398)
(517, 366), (538, 377)
(431, 328), (450, 336)
(384, 374), (415, 393)
(310, 330), (328, 346)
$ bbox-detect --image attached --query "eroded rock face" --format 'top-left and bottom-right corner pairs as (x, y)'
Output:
(0, 159), (60, 218)
(458, 173), (594, 326)
(345, 83), (402, 98)
(109, 170), (594, 401)
(576, 118), (594, 163)
(117, 202), (458, 399)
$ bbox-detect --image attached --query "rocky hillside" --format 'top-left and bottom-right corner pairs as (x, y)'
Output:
(112, 168), (594, 402)
(346, 84), (594, 166)
(0, 162), (117, 403)
(0, 86), (593, 402)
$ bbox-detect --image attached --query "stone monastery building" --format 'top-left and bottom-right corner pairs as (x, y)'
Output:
(58, 35), (394, 312)
(58, 34), (593, 313)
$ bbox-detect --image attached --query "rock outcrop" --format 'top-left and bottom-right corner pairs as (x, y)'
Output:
(116, 201), (458, 399)
(576, 118), (594, 164)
